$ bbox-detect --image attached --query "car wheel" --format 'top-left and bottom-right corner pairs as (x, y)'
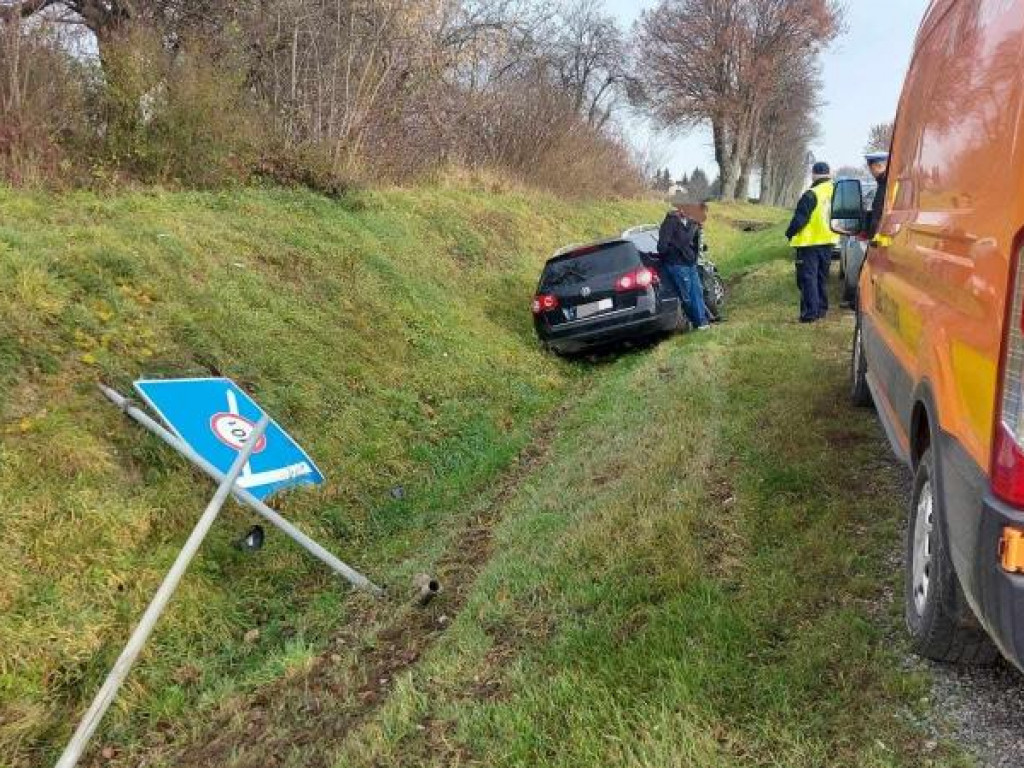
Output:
(905, 447), (998, 664)
(704, 274), (725, 321)
(850, 315), (872, 407)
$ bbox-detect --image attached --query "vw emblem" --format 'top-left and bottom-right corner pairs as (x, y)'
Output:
(581, 286), (592, 297)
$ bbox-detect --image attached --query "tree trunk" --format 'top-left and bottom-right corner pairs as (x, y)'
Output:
(734, 158), (752, 202)
(712, 118), (739, 201)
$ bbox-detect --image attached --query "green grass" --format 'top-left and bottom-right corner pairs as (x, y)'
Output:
(0, 185), (970, 768)
(317, 258), (972, 768)
(0, 180), (673, 767)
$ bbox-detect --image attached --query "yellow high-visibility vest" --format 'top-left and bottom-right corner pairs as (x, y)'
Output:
(791, 181), (841, 248)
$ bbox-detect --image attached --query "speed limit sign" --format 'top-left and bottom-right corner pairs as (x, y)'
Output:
(133, 377), (324, 500)
(210, 412), (268, 453)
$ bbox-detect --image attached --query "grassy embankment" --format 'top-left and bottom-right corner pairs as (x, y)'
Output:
(0, 179), (692, 766)
(1, 184), (963, 768)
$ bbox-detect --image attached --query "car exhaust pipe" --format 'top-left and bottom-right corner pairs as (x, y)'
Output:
(412, 573), (441, 607)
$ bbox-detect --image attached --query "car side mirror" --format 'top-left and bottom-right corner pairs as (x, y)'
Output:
(831, 178), (866, 236)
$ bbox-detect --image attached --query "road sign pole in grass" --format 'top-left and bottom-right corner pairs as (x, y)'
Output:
(54, 415), (270, 768)
(99, 384), (383, 597)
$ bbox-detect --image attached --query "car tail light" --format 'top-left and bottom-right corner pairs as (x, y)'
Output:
(615, 267), (657, 292)
(993, 244), (1024, 505)
(532, 293), (559, 315)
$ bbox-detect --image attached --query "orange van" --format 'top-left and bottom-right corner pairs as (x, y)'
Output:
(830, 0), (1024, 668)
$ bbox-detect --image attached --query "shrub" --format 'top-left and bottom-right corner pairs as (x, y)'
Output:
(88, 28), (257, 187)
(0, 18), (86, 187)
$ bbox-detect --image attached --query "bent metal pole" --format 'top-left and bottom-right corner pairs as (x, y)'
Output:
(98, 385), (383, 597)
(54, 414), (270, 768)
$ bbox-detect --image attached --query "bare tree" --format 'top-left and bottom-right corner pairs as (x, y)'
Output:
(864, 121), (893, 153)
(757, 55), (820, 206)
(548, 0), (626, 129)
(634, 0), (842, 201)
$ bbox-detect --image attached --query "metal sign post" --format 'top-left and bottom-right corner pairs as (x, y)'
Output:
(54, 415), (270, 768)
(99, 384), (383, 596)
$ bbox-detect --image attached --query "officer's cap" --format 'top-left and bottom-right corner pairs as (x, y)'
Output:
(865, 152), (889, 165)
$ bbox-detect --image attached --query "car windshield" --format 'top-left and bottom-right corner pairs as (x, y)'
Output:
(540, 242), (640, 290)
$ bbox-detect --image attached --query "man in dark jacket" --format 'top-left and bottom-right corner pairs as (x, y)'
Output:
(658, 192), (709, 330)
(786, 161), (840, 323)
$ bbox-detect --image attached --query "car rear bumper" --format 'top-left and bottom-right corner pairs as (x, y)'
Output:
(973, 491), (1024, 668)
(537, 303), (677, 354)
(940, 427), (1024, 671)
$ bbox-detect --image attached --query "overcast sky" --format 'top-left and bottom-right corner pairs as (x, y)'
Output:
(605, 0), (931, 180)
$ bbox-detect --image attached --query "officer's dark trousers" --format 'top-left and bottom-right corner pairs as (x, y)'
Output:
(795, 245), (832, 322)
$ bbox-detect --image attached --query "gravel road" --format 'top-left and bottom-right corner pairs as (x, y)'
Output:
(925, 656), (1024, 768)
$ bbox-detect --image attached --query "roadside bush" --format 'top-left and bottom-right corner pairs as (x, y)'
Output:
(0, 2), (647, 199)
(88, 29), (257, 187)
(0, 19), (85, 187)
(252, 139), (356, 199)
(526, 125), (645, 198)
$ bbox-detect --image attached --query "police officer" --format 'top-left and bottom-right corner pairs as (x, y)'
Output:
(864, 151), (889, 236)
(786, 161), (840, 323)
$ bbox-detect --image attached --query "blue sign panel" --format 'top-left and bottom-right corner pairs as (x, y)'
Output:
(134, 377), (325, 501)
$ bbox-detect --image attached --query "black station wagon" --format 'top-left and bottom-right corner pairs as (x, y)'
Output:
(531, 236), (687, 355)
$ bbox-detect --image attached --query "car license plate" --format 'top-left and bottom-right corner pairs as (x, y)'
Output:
(575, 298), (613, 319)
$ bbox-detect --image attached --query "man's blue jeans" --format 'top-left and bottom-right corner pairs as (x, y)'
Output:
(663, 262), (707, 328)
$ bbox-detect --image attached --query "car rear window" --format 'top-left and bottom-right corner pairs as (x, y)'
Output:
(625, 231), (659, 254)
(540, 242), (640, 290)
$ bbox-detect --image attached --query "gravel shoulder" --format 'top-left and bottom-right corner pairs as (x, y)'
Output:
(877, 437), (1024, 768)
(922, 643), (1024, 766)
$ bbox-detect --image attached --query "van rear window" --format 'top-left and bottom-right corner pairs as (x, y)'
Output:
(540, 242), (640, 290)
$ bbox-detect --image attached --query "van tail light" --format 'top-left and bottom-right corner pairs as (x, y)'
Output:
(615, 267), (657, 292)
(532, 293), (559, 315)
(992, 244), (1024, 506)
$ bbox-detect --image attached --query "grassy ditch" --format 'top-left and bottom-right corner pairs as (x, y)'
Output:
(142, 244), (977, 768)
(317, 257), (970, 768)
(0, 180), (782, 765)
(5, 181), (928, 767)
(0, 180), (680, 766)
(56, 204), (972, 768)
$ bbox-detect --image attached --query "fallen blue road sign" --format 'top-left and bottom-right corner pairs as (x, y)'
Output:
(134, 377), (324, 501)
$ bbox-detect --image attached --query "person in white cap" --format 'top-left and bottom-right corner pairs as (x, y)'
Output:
(865, 151), (889, 237)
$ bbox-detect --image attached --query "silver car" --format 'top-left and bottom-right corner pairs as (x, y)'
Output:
(837, 180), (878, 305)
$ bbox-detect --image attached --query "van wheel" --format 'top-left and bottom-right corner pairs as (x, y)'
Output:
(905, 447), (997, 664)
(850, 315), (872, 407)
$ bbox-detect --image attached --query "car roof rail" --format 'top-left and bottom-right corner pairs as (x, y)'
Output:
(621, 225), (657, 236)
